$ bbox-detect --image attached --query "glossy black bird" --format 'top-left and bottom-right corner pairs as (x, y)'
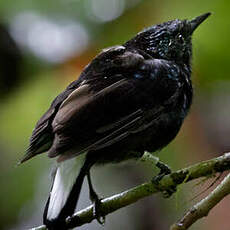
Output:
(20, 13), (210, 230)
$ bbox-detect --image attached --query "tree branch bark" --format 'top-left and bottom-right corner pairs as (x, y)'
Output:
(31, 152), (230, 230)
(170, 172), (230, 230)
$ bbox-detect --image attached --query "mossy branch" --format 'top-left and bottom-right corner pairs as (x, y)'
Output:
(31, 152), (230, 230)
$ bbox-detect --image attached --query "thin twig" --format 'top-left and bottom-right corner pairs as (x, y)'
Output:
(31, 152), (230, 230)
(170, 172), (230, 230)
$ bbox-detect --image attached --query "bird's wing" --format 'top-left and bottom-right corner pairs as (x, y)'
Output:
(19, 80), (81, 163)
(50, 79), (143, 161)
(49, 55), (181, 161)
(20, 46), (128, 163)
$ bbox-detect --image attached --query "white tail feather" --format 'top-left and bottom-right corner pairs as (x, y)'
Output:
(47, 153), (87, 220)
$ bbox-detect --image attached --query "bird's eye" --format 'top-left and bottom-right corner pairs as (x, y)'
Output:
(178, 34), (184, 44)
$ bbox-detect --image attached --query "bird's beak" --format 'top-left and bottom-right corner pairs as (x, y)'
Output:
(189, 12), (211, 34)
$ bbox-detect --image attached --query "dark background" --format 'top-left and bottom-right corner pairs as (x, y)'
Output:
(1, 0), (230, 229)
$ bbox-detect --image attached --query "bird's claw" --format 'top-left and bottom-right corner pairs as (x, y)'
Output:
(92, 197), (105, 225)
(156, 161), (171, 176)
(162, 185), (177, 198)
(152, 161), (176, 198)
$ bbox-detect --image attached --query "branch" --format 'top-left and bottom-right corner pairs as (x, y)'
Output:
(170, 172), (230, 230)
(31, 152), (230, 230)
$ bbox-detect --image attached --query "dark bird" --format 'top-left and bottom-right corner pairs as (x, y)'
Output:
(20, 13), (210, 230)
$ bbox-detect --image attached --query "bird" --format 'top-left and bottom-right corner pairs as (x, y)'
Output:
(20, 13), (211, 230)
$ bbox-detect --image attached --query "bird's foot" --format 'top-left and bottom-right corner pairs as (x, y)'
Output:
(141, 152), (171, 174)
(156, 161), (171, 176)
(92, 196), (105, 225)
(152, 177), (177, 198)
(152, 161), (176, 198)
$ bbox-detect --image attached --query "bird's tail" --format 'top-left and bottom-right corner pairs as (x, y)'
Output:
(43, 153), (89, 230)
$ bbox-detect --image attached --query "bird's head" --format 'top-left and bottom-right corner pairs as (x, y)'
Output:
(125, 13), (211, 65)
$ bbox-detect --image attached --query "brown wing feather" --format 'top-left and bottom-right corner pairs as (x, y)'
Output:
(48, 78), (145, 161)
(19, 80), (81, 163)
